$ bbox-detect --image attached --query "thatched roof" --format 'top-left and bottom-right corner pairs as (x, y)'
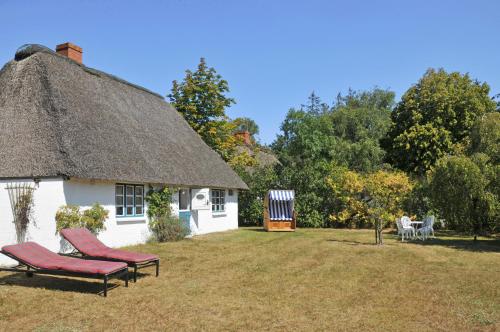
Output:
(235, 145), (280, 173)
(0, 44), (247, 189)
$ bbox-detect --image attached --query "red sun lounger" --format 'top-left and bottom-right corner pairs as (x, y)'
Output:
(0, 242), (128, 297)
(60, 228), (159, 282)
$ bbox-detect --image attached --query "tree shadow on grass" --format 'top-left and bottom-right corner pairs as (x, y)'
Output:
(390, 231), (500, 253)
(327, 238), (400, 247)
(327, 239), (370, 246)
(243, 228), (267, 232)
(0, 273), (124, 296)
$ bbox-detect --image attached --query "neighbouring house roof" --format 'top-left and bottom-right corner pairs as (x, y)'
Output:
(235, 145), (280, 172)
(0, 44), (248, 189)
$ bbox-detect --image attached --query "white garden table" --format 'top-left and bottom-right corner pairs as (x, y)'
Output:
(411, 221), (423, 239)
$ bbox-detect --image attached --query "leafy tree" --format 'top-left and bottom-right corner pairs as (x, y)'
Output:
(468, 112), (500, 164)
(274, 89), (393, 172)
(335, 87), (395, 111)
(280, 161), (336, 228)
(327, 166), (367, 228)
(428, 156), (498, 239)
(327, 167), (413, 234)
(168, 58), (237, 161)
(272, 89), (395, 227)
(494, 93), (500, 111)
(237, 166), (278, 226)
(232, 117), (260, 137)
(403, 178), (435, 221)
(384, 68), (497, 174)
(390, 123), (453, 175)
(303, 91), (330, 114)
(330, 96), (392, 172)
(364, 170), (414, 244)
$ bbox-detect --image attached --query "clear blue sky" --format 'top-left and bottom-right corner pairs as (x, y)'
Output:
(1, 0), (499, 144)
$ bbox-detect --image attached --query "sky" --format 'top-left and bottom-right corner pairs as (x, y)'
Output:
(1, 0), (499, 144)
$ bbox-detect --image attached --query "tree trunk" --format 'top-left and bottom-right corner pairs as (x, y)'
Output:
(374, 219), (383, 245)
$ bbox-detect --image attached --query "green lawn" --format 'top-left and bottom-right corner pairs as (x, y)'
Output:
(0, 228), (499, 331)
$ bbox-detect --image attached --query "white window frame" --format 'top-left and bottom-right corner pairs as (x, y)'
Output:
(211, 189), (225, 213)
(116, 184), (144, 217)
(115, 184), (125, 216)
(135, 185), (144, 216)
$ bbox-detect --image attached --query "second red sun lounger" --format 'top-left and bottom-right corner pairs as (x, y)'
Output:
(60, 228), (159, 282)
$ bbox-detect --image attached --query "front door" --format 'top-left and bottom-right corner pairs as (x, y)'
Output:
(178, 188), (191, 231)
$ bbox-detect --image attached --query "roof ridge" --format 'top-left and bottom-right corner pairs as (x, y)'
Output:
(15, 44), (165, 100)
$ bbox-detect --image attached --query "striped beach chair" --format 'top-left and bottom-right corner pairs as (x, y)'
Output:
(263, 190), (296, 231)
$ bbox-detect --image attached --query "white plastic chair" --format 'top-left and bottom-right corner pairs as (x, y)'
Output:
(427, 215), (435, 237)
(397, 216), (415, 241)
(416, 215), (435, 240)
(396, 218), (402, 236)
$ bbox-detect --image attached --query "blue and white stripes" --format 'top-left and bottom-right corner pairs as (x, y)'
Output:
(269, 190), (294, 201)
(268, 190), (294, 220)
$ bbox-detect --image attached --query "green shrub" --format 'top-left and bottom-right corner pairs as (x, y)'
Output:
(55, 203), (109, 235)
(429, 155), (498, 237)
(148, 214), (190, 242)
(146, 187), (189, 242)
(145, 187), (173, 220)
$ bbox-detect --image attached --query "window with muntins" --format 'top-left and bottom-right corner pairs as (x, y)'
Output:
(115, 184), (144, 217)
(211, 189), (225, 212)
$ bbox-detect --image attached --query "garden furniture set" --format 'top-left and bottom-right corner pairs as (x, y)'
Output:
(396, 215), (435, 241)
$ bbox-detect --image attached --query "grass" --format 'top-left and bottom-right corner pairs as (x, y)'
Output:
(0, 228), (499, 331)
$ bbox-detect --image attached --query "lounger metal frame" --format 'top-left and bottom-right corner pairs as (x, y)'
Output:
(62, 250), (159, 283)
(0, 250), (129, 297)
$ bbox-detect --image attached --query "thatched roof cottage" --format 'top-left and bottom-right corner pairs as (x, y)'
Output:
(0, 43), (247, 264)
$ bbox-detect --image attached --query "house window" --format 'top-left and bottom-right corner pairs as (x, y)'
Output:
(211, 189), (225, 212)
(115, 185), (124, 216)
(115, 184), (144, 217)
(179, 189), (190, 211)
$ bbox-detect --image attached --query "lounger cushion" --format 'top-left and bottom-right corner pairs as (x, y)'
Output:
(60, 228), (108, 254)
(61, 228), (158, 263)
(1, 242), (127, 275)
(92, 248), (158, 263)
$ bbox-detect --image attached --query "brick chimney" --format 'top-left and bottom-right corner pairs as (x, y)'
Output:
(56, 42), (83, 64)
(234, 130), (251, 146)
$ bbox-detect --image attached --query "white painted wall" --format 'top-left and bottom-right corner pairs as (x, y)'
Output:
(187, 189), (239, 235)
(0, 178), (66, 266)
(1, 178), (239, 266)
(62, 179), (151, 248)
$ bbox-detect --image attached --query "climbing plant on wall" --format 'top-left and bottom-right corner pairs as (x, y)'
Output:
(6, 183), (36, 243)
